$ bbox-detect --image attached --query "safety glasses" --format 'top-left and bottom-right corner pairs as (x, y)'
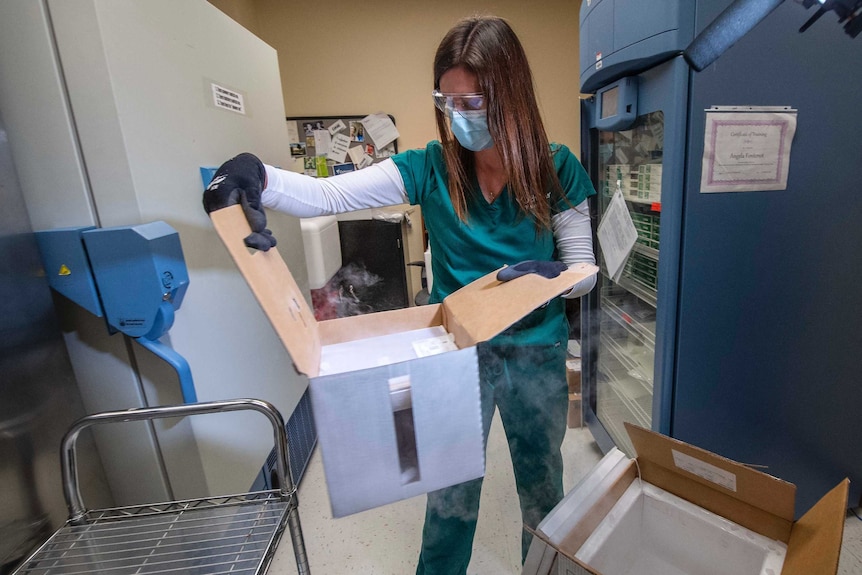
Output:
(432, 90), (486, 114)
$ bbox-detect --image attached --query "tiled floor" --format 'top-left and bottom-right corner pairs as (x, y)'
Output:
(269, 415), (862, 574)
(841, 510), (862, 575)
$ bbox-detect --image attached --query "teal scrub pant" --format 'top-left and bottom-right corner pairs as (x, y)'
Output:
(415, 342), (568, 575)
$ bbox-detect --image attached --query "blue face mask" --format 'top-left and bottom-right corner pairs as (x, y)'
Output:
(449, 109), (494, 152)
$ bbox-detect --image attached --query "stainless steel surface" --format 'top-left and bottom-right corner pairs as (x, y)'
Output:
(59, 400), (293, 522)
(13, 399), (310, 575)
(0, 112), (111, 573)
(15, 493), (289, 575)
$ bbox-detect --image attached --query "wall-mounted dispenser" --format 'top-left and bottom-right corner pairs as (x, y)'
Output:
(35, 221), (196, 403)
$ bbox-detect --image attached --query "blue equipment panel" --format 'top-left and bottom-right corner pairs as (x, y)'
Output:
(594, 76), (638, 131)
(580, 0), (862, 515)
(579, 0), (695, 93)
(82, 221), (188, 340)
(35, 226), (102, 317)
(200, 166), (218, 190)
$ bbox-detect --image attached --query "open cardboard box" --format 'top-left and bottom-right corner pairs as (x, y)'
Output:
(524, 422), (849, 575)
(210, 205), (599, 517)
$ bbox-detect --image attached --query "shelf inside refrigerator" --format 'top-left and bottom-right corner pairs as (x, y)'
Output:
(595, 378), (637, 457)
(599, 336), (653, 416)
(601, 290), (656, 349)
(600, 164), (663, 207)
(599, 333), (654, 393)
(600, 187), (663, 210)
(632, 242), (659, 261)
(600, 259), (658, 308)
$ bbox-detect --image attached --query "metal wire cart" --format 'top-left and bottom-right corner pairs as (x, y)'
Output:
(12, 399), (311, 575)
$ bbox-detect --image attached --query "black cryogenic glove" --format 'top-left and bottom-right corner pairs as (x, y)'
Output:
(203, 152), (277, 251)
(496, 260), (567, 282)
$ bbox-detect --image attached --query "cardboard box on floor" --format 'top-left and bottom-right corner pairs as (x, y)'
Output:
(211, 205), (599, 517)
(524, 422), (849, 575)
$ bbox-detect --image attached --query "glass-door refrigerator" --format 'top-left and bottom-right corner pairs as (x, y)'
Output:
(589, 114), (662, 457)
(581, 57), (689, 457)
(579, 0), (862, 516)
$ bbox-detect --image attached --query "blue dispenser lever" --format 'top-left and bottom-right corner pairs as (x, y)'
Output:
(135, 299), (197, 404)
(133, 299), (197, 404)
(135, 337), (197, 403)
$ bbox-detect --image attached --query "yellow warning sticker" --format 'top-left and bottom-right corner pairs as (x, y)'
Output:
(58, 265), (72, 276)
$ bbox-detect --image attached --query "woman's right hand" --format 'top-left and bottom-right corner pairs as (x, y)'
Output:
(203, 152), (277, 251)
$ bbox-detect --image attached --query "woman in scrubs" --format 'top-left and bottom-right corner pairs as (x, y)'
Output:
(203, 15), (596, 574)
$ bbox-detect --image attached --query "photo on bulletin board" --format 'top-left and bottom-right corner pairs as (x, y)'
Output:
(286, 114), (398, 177)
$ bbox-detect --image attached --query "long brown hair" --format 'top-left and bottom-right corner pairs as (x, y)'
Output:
(433, 15), (562, 229)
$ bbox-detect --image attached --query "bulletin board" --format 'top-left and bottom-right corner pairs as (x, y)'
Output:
(286, 114), (398, 177)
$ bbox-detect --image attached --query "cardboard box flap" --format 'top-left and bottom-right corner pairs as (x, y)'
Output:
(442, 262), (599, 348)
(318, 304), (443, 346)
(782, 478), (849, 575)
(210, 205), (321, 377)
(624, 422), (797, 542)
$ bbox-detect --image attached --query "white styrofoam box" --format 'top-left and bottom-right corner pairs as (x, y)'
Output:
(300, 215), (342, 289)
(576, 480), (787, 575)
(536, 448), (630, 546)
(523, 449), (632, 575)
(524, 425), (848, 575)
(318, 326), (452, 376)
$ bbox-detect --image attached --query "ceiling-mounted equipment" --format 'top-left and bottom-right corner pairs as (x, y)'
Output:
(684, 0), (862, 72)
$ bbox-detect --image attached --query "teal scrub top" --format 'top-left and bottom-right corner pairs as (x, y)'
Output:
(392, 141), (595, 347)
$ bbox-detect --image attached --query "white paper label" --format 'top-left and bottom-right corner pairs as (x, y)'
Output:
(347, 145), (366, 166)
(328, 133), (351, 163)
(596, 189), (637, 282)
(357, 154), (375, 169)
(286, 121), (300, 144)
(211, 83), (245, 115)
(672, 449), (737, 492)
(313, 130), (331, 155)
(361, 112), (400, 149)
(412, 334), (457, 358)
(328, 119), (347, 135)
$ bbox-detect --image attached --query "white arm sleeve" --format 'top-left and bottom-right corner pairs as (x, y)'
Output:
(261, 158), (409, 217)
(553, 200), (597, 298)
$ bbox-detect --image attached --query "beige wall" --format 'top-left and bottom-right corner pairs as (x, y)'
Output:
(211, 0), (583, 154)
(207, 0), (260, 36)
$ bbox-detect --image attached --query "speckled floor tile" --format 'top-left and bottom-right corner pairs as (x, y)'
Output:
(839, 510), (862, 575)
